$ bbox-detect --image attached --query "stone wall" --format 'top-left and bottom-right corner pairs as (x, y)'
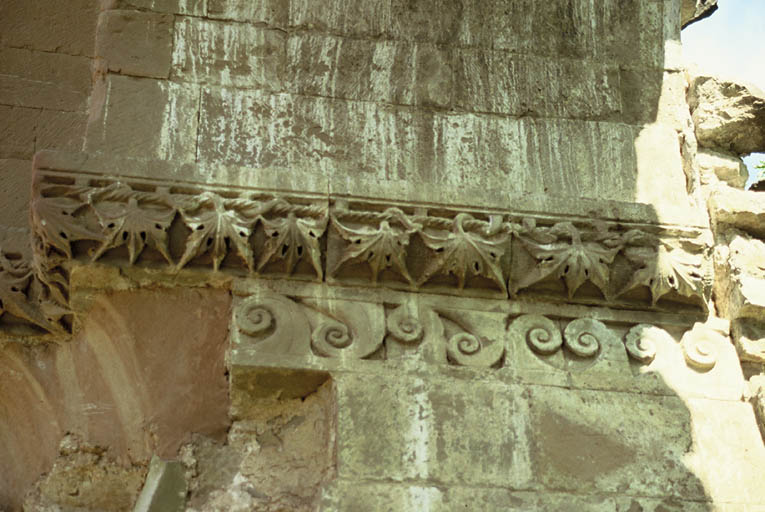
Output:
(1, 0), (765, 510)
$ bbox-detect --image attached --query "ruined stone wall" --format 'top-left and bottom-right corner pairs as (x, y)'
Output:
(1, 0), (765, 510)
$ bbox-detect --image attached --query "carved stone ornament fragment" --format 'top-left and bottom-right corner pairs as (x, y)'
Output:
(515, 220), (620, 298)
(259, 203), (327, 278)
(89, 183), (176, 264)
(331, 208), (420, 284)
(624, 324), (662, 364)
(177, 192), (263, 271)
(419, 213), (508, 293)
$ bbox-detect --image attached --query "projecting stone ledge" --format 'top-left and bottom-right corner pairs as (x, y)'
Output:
(681, 0), (718, 29)
(688, 74), (765, 155)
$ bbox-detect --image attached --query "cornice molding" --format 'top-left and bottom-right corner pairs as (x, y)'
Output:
(0, 154), (714, 335)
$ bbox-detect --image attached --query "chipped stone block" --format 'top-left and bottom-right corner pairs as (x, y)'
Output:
(681, 0), (718, 29)
(0, 48), (92, 111)
(689, 75), (765, 155)
(714, 232), (765, 320)
(710, 186), (765, 237)
(172, 17), (286, 89)
(85, 74), (199, 162)
(97, 10), (174, 79)
(697, 149), (749, 188)
(732, 319), (765, 364)
(133, 456), (187, 512)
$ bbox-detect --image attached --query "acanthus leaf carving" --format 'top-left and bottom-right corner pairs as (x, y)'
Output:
(89, 183), (176, 264)
(620, 239), (707, 307)
(331, 208), (420, 284)
(0, 250), (68, 334)
(514, 220), (619, 299)
(32, 192), (102, 258)
(177, 192), (262, 271)
(258, 204), (327, 278)
(419, 213), (507, 293)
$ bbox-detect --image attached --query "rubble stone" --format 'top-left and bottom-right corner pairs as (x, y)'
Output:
(689, 74), (765, 155)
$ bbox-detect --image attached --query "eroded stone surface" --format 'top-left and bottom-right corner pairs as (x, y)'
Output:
(697, 149), (749, 188)
(0, 287), (231, 509)
(689, 74), (765, 155)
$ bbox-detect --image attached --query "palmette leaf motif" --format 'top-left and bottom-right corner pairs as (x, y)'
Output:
(177, 192), (261, 271)
(258, 211), (328, 278)
(419, 213), (508, 293)
(0, 251), (66, 333)
(620, 244), (706, 305)
(331, 208), (421, 284)
(89, 184), (176, 264)
(515, 222), (619, 298)
(31, 193), (102, 258)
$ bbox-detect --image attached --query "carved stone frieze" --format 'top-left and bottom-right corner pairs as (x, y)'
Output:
(229, 283), (724, 377)
(8, 168), (715, 334)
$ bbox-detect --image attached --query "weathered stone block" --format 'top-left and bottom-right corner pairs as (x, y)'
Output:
(335, 373), (530, 488)
(714, 232), (765, 320)
(0, 0), (99, 56)
(0, 105), (38, 159)
(207, 0), (288, 25)
(85, 74), (199, 161)
(0, 48), (92, 111)
(0, 159), (33, 229)
(107, 0), (206, 15)
(454, 49), (621, 119)
(527, 385), (707, 499)
(697, 149), (749, 188)
(36, 110), (87, 153)
(689, 74), (765, 155)
(97, 10), (174, 78)
(197, 87), (670, 206)
(319, 482), (716, 512)
(681, 0), (718, 29)
(289, 35), (451, 107)
(732, 318), (765, 364)
(685, 398), (765, 505)
(133, 456), (187, 512)
(172, 17), (286, 89)
(709, 186), (765, 237)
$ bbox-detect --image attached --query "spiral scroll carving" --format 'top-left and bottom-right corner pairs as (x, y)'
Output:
(234, 294), (312, 356)
(682, 325), (718, 371)
(237, 304), (274, 336)
(312, 320), (353, 355)
(386, 304), (424, 345)
(446, 332), (504, 368)
(563, 318), (607, 358)
(624, 324), (659, 364)
(511, 315), (563, 355)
